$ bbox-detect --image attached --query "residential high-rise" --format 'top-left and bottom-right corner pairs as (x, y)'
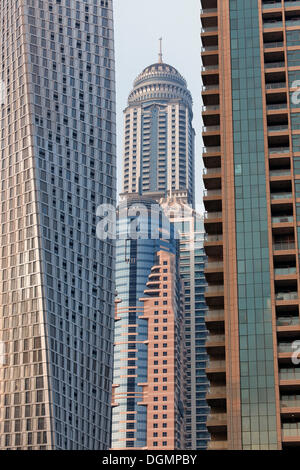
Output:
(160, 194), (210, 450)
(111, 195), (184, 450)
(202, 0), (300, 450)
(122, 52), (195, 207)
(0, 0), (116, 449)
(116, 52), (209, 449)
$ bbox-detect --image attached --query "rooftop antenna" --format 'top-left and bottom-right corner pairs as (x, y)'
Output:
(158, 37), (163, 63)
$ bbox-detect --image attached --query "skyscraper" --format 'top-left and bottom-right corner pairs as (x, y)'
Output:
(114, 51), (208, 449)
(161, 195), (210, 450)
(202, 0), (300, 450)
(111, 196), (184, 450)
(122, 51), (195, 207)
(0, 0), (116, 449)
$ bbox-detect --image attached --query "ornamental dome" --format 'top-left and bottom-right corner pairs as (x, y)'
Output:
(128, 59), (193, 109)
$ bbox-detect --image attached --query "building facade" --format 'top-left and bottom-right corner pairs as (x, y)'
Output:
(111, 196), (184, 449)
(161, 194), (210, 450)
(202, 0), (300, 450)
(0, 0), (116, 449)
(122, 56), (195, 207)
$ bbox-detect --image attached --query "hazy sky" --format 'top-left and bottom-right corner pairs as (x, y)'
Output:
(114, 0), (203, 207)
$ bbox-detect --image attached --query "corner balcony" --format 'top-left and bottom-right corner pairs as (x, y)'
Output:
(206, 333), (225, 354)
(206, 359), (226, 379)
(204, 211), (222, 235)
(202, 84), (219, 106)
(203, 189), (222, 212)
(202, 125), (220, 149)
(203, 234), (223, 257)
(205, 261), (224, 283)
(205, 309), (225, 330)
(202, 146), (221, 169)
(201, 25), (218, 36)
(203, 167), (221, 190)
(206, 385), (226, 405)
(204, 284), (224, 308)
(206, 412), (227, 433)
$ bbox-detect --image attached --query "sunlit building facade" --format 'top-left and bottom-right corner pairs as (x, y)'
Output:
(0, 0), (116, 449)
(111, 195), (184, 449)
(202, 0), (300, 450)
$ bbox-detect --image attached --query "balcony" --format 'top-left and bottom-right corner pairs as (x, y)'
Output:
(206, 385), (226, 403)
(203, 189), (222, 213)
(277, 316), (300, 327)
(204, 212), (222, 235)
(276, 291), (298, 301)
(267, 102), (288, 111)
(202, 105), (220, 114)
(204, 234), (223, 257)
(269, 146), (290, 155)
(275, 266), (297, 277)
(204, 285), (224, 307)
(201, 26), (218, 34)
(203, 167), (221, 190)
(277, 315), (300, 339)
(206, 360), (226, 379)
(207, 440), (228, 450)
(205, 261), (224, 283)
(282, 424), (300, 447)
(206, 333), (225, 354)
(206, 412), (227, 432)
(272, 215), (294, 235)
(269, 169), (291, 180)
(263, 21), (283, 30)
(285, 0), (300, 10)
(273, 241), (296, 251)
(202, 125), (220, 148)
(271, 192), (292, 200)
(203, 146), (221, 169)
(268, 124), (289, 134)
(264, 41), (284, 49)
(205, 309), (225, 329)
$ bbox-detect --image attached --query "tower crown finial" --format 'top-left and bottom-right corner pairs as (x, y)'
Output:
(158, 37), (163, 63)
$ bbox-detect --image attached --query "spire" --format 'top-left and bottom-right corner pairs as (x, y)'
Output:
(158, 37), (163, 63)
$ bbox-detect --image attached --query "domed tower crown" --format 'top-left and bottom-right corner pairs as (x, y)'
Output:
(122, 48), (195, 208)
(128, 54), (193, 109)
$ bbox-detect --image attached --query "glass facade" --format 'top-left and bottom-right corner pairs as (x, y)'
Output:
(0, 0), (116, 449)
(230, 0), (278, 449)
(173, 212), (209, 450)
(111, 196), (183, 449)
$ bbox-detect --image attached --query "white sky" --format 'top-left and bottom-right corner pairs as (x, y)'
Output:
(114, 0), (204, 208)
